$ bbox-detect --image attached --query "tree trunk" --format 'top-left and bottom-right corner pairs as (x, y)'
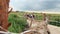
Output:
(0, 0), (10, 31)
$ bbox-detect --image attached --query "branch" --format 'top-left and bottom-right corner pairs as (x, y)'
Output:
(8, 8), (13, 14)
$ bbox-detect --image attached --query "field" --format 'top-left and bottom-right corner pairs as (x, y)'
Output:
(8, 12), (60, 33)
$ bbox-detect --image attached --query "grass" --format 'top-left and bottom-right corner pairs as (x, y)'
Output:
(8, 13), (27, 33)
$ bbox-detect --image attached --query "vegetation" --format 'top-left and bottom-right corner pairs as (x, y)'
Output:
(8, 12), (60, 33)
(8, 13), (27, 33)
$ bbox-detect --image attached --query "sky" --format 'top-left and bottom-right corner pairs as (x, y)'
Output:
(10, 0), (60, 11)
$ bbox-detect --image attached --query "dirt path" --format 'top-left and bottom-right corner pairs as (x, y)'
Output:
(48, 25), (60, 34)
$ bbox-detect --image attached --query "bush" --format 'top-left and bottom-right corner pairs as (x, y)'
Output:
(8, 14), (27, 33)
(49, 21), (60, 27)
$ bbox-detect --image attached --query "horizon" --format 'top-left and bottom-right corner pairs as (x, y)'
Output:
(12, 11), (60, 14)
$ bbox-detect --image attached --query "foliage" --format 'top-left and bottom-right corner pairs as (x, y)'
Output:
(8, 14), (27, 33)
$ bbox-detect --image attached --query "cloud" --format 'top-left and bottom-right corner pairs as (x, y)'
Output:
(10, 0), (60, 11)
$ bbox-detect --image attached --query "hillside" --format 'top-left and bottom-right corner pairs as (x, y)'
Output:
(8, 12), (60, 33)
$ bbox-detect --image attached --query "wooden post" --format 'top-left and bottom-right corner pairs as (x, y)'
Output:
(0, 0), (11, 31)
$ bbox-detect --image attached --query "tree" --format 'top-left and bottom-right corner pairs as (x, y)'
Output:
(0, 0), (11, 31)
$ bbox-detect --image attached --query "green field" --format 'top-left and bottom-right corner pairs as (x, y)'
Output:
(8, 12), (60, 33)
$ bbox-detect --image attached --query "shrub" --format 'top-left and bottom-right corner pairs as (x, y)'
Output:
(8, 14), (27, 33)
